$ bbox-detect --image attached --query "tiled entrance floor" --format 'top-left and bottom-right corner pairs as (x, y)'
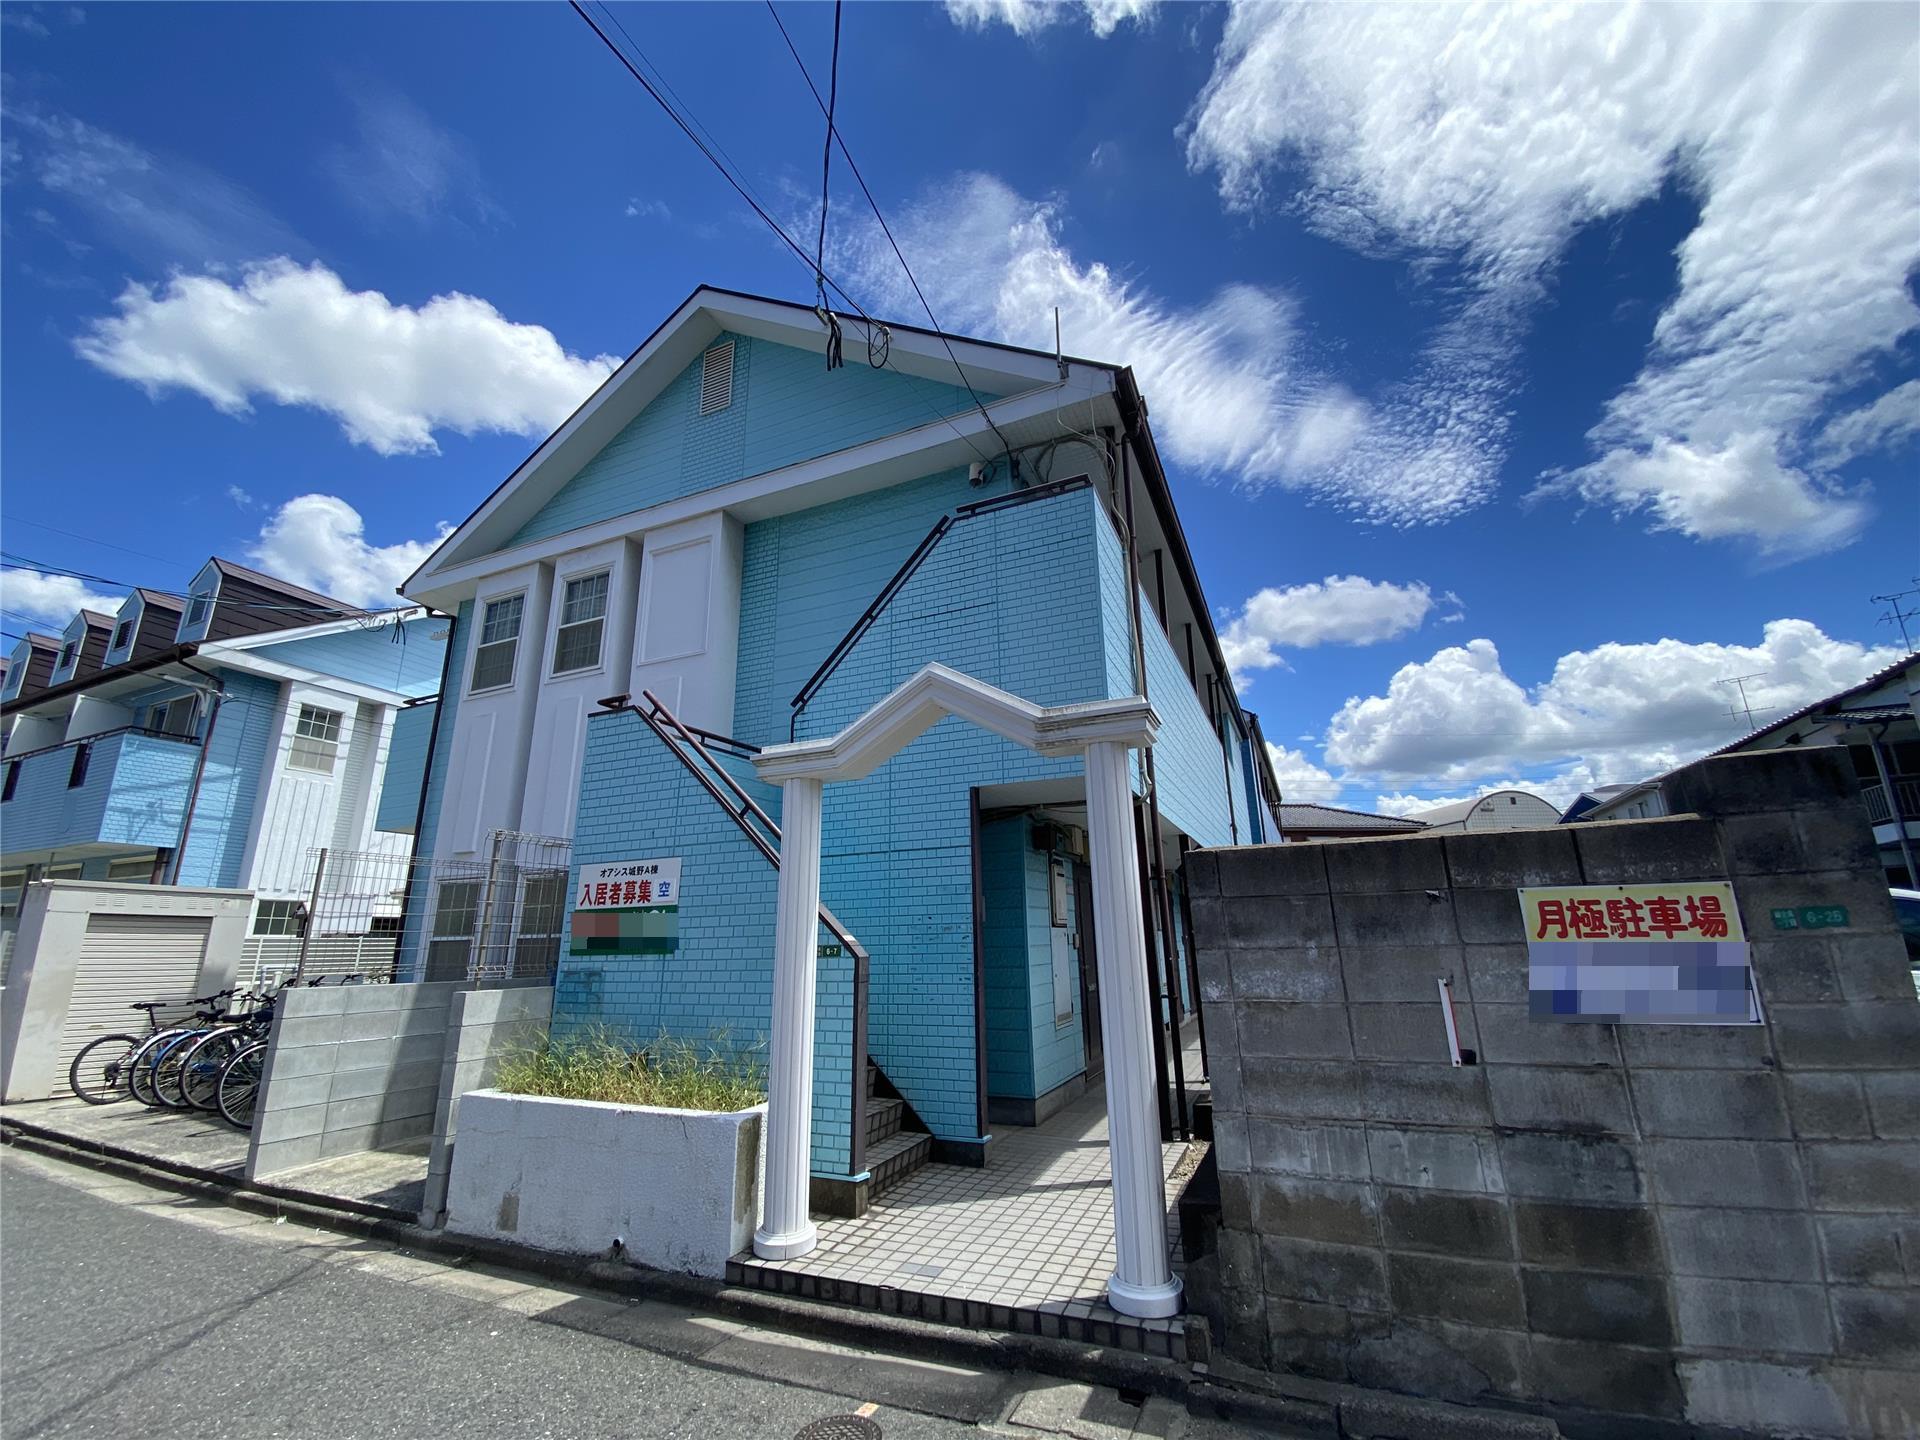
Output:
(728, 1082), (1200, 1359)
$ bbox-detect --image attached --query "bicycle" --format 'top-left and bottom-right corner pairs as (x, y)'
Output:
(174, 996), (280, 1111)
(68, 989), (236, 1105)
(127, 992), (255, 1108)
(215, 1038), (268, 1130)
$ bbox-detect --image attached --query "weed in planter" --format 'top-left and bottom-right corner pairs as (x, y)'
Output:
(495, 1028), (767, 1111)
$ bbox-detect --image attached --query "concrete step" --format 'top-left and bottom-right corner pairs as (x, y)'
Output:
(867, 1130), (930, 1199)
(865, 1095), (905, 1146)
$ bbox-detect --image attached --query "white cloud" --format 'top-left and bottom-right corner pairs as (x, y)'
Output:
(5, 102), (304, 268)
(1322, 623), (1904, 798)
(1222, 576), (1437, 686)
(226, 485), (257, 510)
(624, 197), (671, 221)
(247, 495), (448, 609)
(944, 0), (1156, 38)
(839, 172), (1491, 524)
(1264, 742), (1341, 804)
(0, 569), (123, 626)
(1185, 3), (1919, 559)
(322, 82), (501, 229)
(1813, 382), (1920, 471)
(3, 10), (50, 36)
(75, 259), (620, 456)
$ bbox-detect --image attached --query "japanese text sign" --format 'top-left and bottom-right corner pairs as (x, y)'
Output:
(1520, 882), (1760, 1025)
(569, 858), (682, 957)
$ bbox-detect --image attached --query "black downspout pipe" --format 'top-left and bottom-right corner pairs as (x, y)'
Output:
(398, 610), (457, 981)
(165, 660), (229, 885)
(1176, 833), (1208, 1079)
(969, 787), (991, 1146)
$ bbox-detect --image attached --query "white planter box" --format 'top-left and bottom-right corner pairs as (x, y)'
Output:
(445, 1089), (764, 1277)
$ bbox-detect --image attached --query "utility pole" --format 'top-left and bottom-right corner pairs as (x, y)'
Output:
(1871, 585), (1920, 651)
(1716, 672), (1769, 733)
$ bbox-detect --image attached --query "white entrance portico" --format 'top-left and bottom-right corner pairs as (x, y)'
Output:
(749, 663), (1183, 1320)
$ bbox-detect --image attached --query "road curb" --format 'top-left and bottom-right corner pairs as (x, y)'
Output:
(3, 1116), (1566, 1439)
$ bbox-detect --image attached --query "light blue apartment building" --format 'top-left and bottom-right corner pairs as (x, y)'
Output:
(394, 287), (1280, 1215)
(1, 559), (446, 973)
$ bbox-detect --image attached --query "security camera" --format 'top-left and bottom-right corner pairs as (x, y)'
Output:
(968, 461), (988, 486)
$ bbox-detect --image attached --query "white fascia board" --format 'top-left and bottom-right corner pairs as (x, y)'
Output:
(206, 610), (426, 654)
(193, 648), (410, 706)
(407, 285), (1117, 592)
(753, 662), (1158, 785)
(407, 378), (1112, 610)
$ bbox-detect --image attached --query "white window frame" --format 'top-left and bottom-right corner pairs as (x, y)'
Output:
(54, 640), (78, 678)
(180, 589), (215, 637)
(109, 617), (135, 657)
(0, 869), (25, 919)
(46, 863), (83, 881)
(470, 592), (525, 694)
(550, 570), (610, 676)
(152, 695), (199, 738)
(287, 704), (344, 774)
(252, 899), (305, 936)
(106, 856), (154, 884)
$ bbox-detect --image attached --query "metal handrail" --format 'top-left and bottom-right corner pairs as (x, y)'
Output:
(787, 474), (1096, 740)
(604, 694), (871, 1177)
(0, 724), (201, 767)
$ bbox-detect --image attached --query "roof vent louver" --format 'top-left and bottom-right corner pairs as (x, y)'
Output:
(700, 340), (735, 415)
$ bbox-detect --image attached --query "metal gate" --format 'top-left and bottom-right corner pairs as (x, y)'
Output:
(263, 831), (572, 987)
(55, 914), (211, 1094)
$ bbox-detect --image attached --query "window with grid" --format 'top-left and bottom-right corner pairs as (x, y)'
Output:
(111, 620), (134, 653)
(426, 880), (481, 981)
(551, 572), (609, 674)
(471, 594), (524, 691)
(288, 704), (343, 773)
(183, 591), (213, 630)
(512, 870), (568, 979)
(253, 900), (305, 935)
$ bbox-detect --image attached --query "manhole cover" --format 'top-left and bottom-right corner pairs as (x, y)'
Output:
(793, 1416), (881, 1440)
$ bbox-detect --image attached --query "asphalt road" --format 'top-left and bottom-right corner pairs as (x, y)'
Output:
(0, 1148), (1017, 1440)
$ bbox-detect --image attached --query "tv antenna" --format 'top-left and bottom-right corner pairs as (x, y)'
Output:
(1871, 584), (1920, 651)
(1716, 672), (1771, 732)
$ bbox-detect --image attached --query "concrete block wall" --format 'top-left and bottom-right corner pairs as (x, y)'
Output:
(246, 981), (462, 1178)
(421, 982), (554, 1225)
(1187, 747), (1919, 1439)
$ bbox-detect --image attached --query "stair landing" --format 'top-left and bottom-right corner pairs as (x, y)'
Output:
(729, 1081), (1194, 1359)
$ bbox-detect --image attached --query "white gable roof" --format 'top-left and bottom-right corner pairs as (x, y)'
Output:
(404, 286), (1117, 598)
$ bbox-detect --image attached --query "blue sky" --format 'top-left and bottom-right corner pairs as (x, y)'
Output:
(3, 1), (1916, 814)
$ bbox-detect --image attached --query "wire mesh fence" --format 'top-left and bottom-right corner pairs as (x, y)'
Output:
(241, 831), (573, 988)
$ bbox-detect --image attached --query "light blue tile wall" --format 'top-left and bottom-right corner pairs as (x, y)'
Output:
(553, 710), (855, 1177)
(175, 669), (281, 888)
(755, 484), (1110, 1141)
(507, 333), (989, 550)
(1139, 599), (1236, 848)
(252, 616), (446, 697)
(0, 731), (199, 854)
(376, 701), (437, 834)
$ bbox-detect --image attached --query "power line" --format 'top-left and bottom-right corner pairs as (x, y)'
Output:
(764, 0), (1018, 466)
(0, 516), (191, 567)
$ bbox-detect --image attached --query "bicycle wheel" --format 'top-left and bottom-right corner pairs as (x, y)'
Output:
(129, 1028), (191, 1107)
(177, 1028), (246, 1111)
(68, 1034), (140, 1104)
(152, 1029), (206, 1109)
(216, 1042), (267, 1130)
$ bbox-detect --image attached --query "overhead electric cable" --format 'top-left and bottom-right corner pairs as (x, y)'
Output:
(765, 0), (1019, 465)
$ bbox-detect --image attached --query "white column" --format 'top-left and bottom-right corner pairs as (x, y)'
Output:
(755, 775), (824, 1261)
(1082, 739), (1183, 1318)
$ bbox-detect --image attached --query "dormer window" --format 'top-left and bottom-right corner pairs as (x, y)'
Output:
(110, 619), (134, 654)
(184, 591), (213, 630)
(56, 641), (77, 674)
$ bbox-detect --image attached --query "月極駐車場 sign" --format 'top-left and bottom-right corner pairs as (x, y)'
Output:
(1520, 881), (1760, 1025)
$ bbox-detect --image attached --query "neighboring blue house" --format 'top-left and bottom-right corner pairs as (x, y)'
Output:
(1, 558), (446, 974)
(397, 287), (1280, 1212)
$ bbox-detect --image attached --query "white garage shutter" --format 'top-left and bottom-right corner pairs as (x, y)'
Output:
(54, 915), (212, 1095)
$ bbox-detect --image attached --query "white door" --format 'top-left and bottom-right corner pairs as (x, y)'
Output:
(54, 915), (211, 1095)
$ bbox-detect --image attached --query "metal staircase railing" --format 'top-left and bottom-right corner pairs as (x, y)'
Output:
(597, 689), (871, 1179)
(787, 474), (1096, 740)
